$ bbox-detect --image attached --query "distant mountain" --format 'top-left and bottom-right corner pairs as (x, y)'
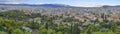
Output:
(38, 4), (78, 8)
(102, 5), (120, 8)
(0, 4), (78, 8)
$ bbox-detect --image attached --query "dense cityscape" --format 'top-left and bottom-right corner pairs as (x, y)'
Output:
(0, 4), (120, 34)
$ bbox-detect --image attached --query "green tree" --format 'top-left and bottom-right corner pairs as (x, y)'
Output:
(47, 29), (56, 34)
(0, 31), (7, 34)
(92, 31), (115, 34)
(24, 31), (31, 34)
(38, 29), (47, 34)
(11, 28), (24, 34)
(56, 31), (62, 34)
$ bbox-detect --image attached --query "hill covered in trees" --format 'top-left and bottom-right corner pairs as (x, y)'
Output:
(0, 10), (120, 34)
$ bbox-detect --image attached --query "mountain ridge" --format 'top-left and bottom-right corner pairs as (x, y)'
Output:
(0, 4), (120, 8)
(0, 4), (79, 8)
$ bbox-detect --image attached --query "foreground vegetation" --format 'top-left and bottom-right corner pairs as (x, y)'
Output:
(0, 10), (120, 34)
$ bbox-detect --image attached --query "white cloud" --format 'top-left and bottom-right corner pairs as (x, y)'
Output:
(0, 0), (25, 4)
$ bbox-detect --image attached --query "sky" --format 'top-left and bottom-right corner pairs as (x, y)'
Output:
(0, 0), (119, 7)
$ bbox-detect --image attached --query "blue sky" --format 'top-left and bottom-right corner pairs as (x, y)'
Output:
(0, 0), (119, 7)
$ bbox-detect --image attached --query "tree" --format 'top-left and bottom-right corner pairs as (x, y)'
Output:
(56, 31), (62, 34)
(0, 31), (7, 34)
(38, 29), (47, 34)
(24, 31), (31, 34)
(11, 28), (24, 34)
(47, 29), (56, 34)
(92, 31), (115, 34)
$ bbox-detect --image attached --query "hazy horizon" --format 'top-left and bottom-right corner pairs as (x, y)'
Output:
(0, 0), (119, 7)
